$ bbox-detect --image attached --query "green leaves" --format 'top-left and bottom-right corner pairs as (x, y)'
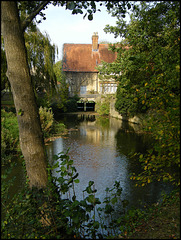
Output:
(74, 179), (79, 184)
(100, 1), (180, 186)
(87, 194), (94, 203)
(18, 108), (23, 116)
(84, 180), (97, 194)
(66, 2), (75, 10)
(65, 1), (95, 20)
(24, 25), (57, 98)
(111, 197), (118, 204)
(88, 13), (93, 21)
(2, 148), (127, 239)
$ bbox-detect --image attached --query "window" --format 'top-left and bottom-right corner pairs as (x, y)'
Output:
(114, 84), (117, 93)
(110, 83), (114, 93)
(107, 84), (110, 93)
(80, 86), (87, 94)
(100, 84), (103, 93)
(100, 83), (117, 94)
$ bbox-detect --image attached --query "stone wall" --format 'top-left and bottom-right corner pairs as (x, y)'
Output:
(65, 72), (98, 96)
(109, 97), (144, 125)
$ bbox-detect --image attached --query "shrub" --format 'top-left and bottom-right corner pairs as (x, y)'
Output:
(52, 122), (66, 134)
(1, 107), (66, 165)
(39, 106), (54, 138)
(96, 95), (112, 116)
(39, 106), (66, 138)
(1, 109), (20, 165)
(64, 95), (79, 112)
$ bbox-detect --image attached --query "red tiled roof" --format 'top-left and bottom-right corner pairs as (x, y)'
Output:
(62, 43), (117, 72)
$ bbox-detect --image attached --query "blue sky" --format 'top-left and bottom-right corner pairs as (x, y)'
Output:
(37, 3), (125, 61)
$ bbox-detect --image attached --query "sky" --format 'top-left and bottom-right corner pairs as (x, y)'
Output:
(37, 3), (125, 62)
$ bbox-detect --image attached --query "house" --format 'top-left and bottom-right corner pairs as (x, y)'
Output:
(62, 32), (117, 99)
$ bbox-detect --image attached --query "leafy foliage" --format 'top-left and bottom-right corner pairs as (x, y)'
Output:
(39, 106), (67, 138)
(1, 107), (65, 166)
(1, 151), (129, 239)
(98, 1), (180, 185)
(1, 109), (20, 165)
(95, 95), (113, 116)
(64, 95), (80, 112)
(1, 23), (58, 104)
(25, 26), (58, 97)
(116, 189), (180, 239)
(39, 106), (54, 138)
(52, 61), (69, 111)
(2, 1), (179, 237)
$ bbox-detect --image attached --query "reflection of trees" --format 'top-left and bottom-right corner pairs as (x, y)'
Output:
(95, 116), (109, 129)
(115, 123), (153, 156)
(77, 114), (96, 122)
(115, 124), (154, 174)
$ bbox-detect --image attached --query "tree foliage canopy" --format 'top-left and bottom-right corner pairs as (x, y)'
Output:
(98, 1), (180, 185)
(25, 26), (57, 95)
(1, 25), (58, 102)
(16, 1), (133, 31)
(53, 60), (69, 111)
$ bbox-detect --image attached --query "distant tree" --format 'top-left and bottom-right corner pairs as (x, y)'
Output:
(25, 26), (58, 100)
(53, 60), (62, 83)
(53, 60), (69, 111)
(1, 25), (58, 98)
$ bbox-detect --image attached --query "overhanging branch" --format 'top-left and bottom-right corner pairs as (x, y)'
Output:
(21, 1), (50, 32)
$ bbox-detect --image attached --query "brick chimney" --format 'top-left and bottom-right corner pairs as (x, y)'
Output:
(92, 32), (99, 51)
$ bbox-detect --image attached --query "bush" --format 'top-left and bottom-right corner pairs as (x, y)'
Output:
(39, 106), (66, 138)
(64, 95), (80, 112)
(96, 95), (112, 116)
(1, 107), (66, 165)
(1, 109), (20, 165)
(39, 106), (54, 138)
(50, 101), (65, 119)
(52, 122), (66, 134)
(1, 105), (16, 113)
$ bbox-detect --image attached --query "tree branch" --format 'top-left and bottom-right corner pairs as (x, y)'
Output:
(21, 1), (50, 32)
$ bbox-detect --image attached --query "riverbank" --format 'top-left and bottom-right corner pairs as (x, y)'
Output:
(114, 189), (180, 239)
(129, 190), (180, 239)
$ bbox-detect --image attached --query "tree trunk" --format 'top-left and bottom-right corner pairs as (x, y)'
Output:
(1, 1), (48, 189)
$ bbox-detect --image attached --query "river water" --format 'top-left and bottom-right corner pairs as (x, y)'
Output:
(46, 113), (173, 211)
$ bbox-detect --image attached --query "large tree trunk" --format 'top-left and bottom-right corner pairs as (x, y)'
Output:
(1, 1), (48, 189)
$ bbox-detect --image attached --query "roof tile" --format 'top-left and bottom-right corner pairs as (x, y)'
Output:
(62, 43), (117, 72)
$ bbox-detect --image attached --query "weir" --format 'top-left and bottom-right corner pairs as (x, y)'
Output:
(77, 100), (95, 112)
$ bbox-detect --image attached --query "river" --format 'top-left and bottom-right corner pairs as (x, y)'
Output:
(46, 113), (173, 211)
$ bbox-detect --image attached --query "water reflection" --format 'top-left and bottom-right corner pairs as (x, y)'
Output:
(46, 114), (173, 210)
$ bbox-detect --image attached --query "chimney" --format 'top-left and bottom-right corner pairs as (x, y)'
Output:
(92, 32), (99, 51)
